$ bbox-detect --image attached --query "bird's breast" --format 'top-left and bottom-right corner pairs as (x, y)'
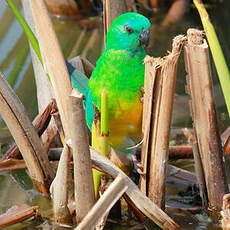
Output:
(108, 94), (143, 147)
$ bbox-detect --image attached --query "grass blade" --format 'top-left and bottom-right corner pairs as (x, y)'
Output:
(193, 0), (230, 117)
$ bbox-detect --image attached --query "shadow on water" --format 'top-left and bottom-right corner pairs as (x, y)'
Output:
(0, 0), (230, 229)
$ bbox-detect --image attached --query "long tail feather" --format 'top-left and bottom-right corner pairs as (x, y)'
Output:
(66, 61), (88, 95)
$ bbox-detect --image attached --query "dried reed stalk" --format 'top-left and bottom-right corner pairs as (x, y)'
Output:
(51, 144), (72, 225)
(69, 89), (95, 223)
(76, 174), (128, 230)
(184, 28), (228, 210)
(0, 159), (26, 172)
(28, 0), (73, 139)
(168, 165), (197, 184)
(143, 35), (185, 209)
(103, 0), (127, 36)
(22, 0), (58, 151)
(139, 56), (158, 194)
(90, 147), (181, 230)
(0, 205), (39, 228)
(0, 72), (54, 194)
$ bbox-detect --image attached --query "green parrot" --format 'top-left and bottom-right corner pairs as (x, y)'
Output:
(71, 12), (151, 156)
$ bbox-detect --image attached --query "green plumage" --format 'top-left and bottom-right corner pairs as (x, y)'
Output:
(85, 12), (151, 152)
(88, 49), (145, 115)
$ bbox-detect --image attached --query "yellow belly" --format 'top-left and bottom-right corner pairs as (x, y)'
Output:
(108, 99), (143, 148)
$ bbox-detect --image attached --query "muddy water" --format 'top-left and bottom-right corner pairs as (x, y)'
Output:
(0, 0), (230, 229)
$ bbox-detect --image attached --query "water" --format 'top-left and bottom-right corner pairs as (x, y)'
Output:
(0, 0), (230, 229)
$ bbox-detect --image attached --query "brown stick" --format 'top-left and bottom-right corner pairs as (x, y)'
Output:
(1, 100), (57, 161)
(184, 28), (229, 210)
(0, 159), (26, 172)
(51, 144), (72, 226)
(147, 35), (185, 209)
(76, 174), (128, 230)
(69, 90), (95, 223)
(168, 165), (197, 184)
(0, 205), (39, 228)
(0, 72), (54, 194)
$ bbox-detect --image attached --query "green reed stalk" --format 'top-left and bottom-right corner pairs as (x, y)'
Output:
(92, 88), (109, 198)
(193, 0), (230, 117)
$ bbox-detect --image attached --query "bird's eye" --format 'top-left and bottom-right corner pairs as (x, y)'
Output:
(124, 25), (134, 34)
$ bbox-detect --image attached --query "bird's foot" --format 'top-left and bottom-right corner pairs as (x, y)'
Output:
(131, 154), (145, 175)
(140, 87), (144, 102)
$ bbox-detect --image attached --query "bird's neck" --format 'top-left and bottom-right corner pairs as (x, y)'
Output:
(127, 46), (146, 58)
(106, 46), (146, 59)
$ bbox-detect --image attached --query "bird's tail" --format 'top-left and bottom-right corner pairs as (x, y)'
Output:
(66, 61), (89, 95)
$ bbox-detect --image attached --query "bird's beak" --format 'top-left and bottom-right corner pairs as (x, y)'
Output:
(139, 29), (150, 47)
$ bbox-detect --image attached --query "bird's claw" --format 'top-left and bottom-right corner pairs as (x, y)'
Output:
(131, 154), (145, 175)
(140, 87), (144, 103)
(140, 87), (144, 93)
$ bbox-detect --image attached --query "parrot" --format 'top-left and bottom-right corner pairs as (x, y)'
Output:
(70, 12), (151, 158)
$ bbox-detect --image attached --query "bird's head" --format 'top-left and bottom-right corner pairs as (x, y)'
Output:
(106, 12), (151, 55)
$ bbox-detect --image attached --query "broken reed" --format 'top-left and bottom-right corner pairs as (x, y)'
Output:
(69, 90), (95, 223)
(184, 28), (228, 210)
(140, 35), (185, 209)
(52, 144), (72, 225)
